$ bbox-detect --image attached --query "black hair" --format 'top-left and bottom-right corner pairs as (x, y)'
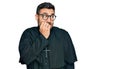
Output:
(36, 2), (55, 15)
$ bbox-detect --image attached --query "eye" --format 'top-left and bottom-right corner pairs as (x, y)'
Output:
(42, 14), (47, 18)
(51, 15), (56, 18)
(51, 15), (54, 18)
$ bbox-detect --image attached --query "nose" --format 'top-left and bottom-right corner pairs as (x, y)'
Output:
(47, 17), (51, 23)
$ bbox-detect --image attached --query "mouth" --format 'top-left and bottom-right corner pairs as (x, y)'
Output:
(47, 22), (52, 25)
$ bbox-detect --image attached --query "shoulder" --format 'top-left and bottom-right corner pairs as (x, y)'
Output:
(20, 26), (39, 40)
(52, 26), (70, 37)
(23, 26), (38, 32)
(52, 26), (67, 33)
(22, 26), (38, 34)
(21, 26), (39, 36)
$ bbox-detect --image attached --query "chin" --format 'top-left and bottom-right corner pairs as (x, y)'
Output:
(50, 25), (53, 29)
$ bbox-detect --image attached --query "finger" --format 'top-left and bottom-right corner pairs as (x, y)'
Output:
(40, 22), (45, 30)
(43, 22), (47, 27)
(44, 23), (49, 31)
(46, 23), (50, 28)
(44, 22), (49, 28)
(47, 23), (51, 30)
(47, 24), (51, 30)
(42, 22), (47, 31)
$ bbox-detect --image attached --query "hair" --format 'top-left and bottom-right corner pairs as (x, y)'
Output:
(36, 2), (55, 15)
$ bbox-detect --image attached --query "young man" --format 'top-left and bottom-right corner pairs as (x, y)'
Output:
(19, 2), (77, 69)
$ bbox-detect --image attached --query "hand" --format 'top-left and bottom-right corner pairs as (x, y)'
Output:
(39, 22), (51, 39)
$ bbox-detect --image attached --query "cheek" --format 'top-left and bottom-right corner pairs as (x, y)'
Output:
(38, 17), (44, 23)
(39, 17), (47, 22)
(51, 21), (54, 24)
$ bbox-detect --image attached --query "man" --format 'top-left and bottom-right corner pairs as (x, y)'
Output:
(19, 2), (77, 69)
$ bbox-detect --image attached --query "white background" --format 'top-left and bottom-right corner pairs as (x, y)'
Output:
(0, 0), (120, 69)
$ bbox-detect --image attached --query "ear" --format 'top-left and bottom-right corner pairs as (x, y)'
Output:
(35, 14), (38, 20)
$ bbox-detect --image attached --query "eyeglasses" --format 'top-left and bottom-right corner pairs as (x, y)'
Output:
(39, 14), (56, 20)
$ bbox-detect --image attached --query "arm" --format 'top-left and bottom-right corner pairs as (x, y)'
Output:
(63, 31), (77, 69)
(19, 29), (48, 65)
(19, 21), (51, 65)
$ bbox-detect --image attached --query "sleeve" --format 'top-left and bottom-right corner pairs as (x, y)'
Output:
(64, 31), (77, 64)
(19, 29), (48, 65)
(65, 63), (74, 69)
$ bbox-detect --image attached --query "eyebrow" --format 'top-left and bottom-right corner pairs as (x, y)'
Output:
(40, 12), (55, 15)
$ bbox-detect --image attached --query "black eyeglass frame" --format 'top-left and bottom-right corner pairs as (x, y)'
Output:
(38, 14), (56, 20)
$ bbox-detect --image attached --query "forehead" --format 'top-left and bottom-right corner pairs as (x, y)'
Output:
(39, 8), (55, 15)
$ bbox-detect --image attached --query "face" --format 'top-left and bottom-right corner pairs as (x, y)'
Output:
(35, 8), (55, 29)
